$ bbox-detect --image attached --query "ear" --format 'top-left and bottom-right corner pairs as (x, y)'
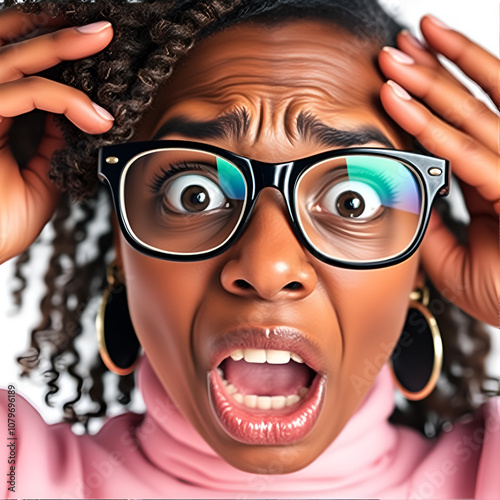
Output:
(111, 211), (124, 272)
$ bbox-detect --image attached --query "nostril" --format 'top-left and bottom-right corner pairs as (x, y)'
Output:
(284, 281), (303, 291)
(235, 279), (252, 290)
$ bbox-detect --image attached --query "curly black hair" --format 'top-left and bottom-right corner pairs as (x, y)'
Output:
(4, 0), (496, 436)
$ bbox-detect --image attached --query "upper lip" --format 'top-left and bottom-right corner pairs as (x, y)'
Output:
(208, 326), (325, 375)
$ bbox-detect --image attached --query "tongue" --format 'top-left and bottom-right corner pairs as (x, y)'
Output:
(221, 358), (316, 396)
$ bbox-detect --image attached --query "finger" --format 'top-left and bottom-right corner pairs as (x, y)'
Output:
(0, 115), (64, 198)
(21, 114), (64, 218)
(28, 113), (66, 173)
(0, 76), (114, 134)
(380, 81), (500, 207)
(420, 209), (498, 326)
(0, 6), (66, 45)
(396, 30), (471, 93)
(458, 180), (495, 219)
(0, 21), (113, 83)
(420, 209), (465, 302)
(420, 15), (500, 108)
(379, 47), (498, 152)
(0, 115), (63, 261)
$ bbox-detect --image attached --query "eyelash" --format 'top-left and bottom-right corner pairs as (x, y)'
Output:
(147, 163), (208, 194)
(344, 166), (399, 203)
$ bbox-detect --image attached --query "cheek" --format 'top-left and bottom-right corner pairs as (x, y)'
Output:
(119, 241), (219, 389)
(322, 254), (419, 393)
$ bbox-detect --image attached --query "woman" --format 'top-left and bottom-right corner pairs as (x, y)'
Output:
(0, 0), (498, 498)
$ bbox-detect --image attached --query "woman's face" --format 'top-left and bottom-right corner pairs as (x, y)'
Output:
(114, 20), (420, 473)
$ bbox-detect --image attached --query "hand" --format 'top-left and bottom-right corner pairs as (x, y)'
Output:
(378, 14), (499, 327)
(0, 7), (115, 265)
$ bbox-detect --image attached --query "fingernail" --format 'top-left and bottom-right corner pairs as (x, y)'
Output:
(400, 30), (426, 50)
(387, 80), (412, 101)
(91, 102), (114, 121)
(383, 46), (415, 65)
(427, 14), (450, 30)
(76, 21), (112, 34)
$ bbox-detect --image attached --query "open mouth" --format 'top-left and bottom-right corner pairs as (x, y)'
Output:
(208, 345), (326, 445)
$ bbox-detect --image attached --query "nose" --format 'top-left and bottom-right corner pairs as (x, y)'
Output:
(220, 188), (317, 300)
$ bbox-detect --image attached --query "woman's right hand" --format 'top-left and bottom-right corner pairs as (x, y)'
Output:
(0, 7), (114, 265)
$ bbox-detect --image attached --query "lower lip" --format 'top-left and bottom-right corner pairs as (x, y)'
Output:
(208, 368), (326, 445)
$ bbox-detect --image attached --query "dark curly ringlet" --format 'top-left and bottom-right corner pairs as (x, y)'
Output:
(4, 0), (496, 435)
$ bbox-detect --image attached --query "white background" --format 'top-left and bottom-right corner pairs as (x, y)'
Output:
(0, 0), (499, 426)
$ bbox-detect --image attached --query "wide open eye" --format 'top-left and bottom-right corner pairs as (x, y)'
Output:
(163, 174), (229, 214)
(320, 180), (382, 219)
(124, 148), (247, 255)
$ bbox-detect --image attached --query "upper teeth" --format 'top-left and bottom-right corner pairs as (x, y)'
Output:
(230, 348), (304, 364)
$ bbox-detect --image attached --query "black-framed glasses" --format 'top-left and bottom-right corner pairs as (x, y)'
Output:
(98, 140), (449, 269)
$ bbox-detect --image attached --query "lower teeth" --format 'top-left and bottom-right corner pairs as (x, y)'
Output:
(221, 377), (309, 409)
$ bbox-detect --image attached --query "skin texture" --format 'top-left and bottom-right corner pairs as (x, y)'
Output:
(116, 21), (416, 472)
(0, 7), (498, 474)
(112, 19), (500, 472)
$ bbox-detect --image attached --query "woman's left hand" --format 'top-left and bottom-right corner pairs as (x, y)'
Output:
(378, 14), (499, 327)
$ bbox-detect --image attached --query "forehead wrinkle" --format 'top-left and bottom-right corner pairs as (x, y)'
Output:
(183, 24), (374, 80)
(212, 93), (265, 146)
(174, 63), (368, 108)
(168, 37), (377, 106)
(142, 20), (398, 151)
(172, 79), (368, 146)
(199, 89), (293, 148)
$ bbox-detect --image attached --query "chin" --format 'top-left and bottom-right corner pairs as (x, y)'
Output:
(208, 432), (331, 475)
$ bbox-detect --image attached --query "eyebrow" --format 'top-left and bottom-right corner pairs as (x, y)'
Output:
(152, 108), (250, 141)
(152, 108), (394, 148)
(296, 112), (394, 148)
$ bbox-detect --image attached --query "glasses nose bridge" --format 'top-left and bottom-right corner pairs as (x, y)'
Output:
(244, 159), (301, 245)
(251, 159), (294, 198)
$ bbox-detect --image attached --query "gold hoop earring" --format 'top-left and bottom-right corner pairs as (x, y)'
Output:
(390, 286), (443, 401)
(96, 261), (140, 375)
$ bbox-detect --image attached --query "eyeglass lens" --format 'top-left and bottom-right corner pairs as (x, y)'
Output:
(295, 155), (422, 263)
(123, 149), (247, 255)
(122, 149), (423, 263)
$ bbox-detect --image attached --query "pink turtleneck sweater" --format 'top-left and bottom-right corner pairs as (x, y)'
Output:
(1, 355), (499, 499)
